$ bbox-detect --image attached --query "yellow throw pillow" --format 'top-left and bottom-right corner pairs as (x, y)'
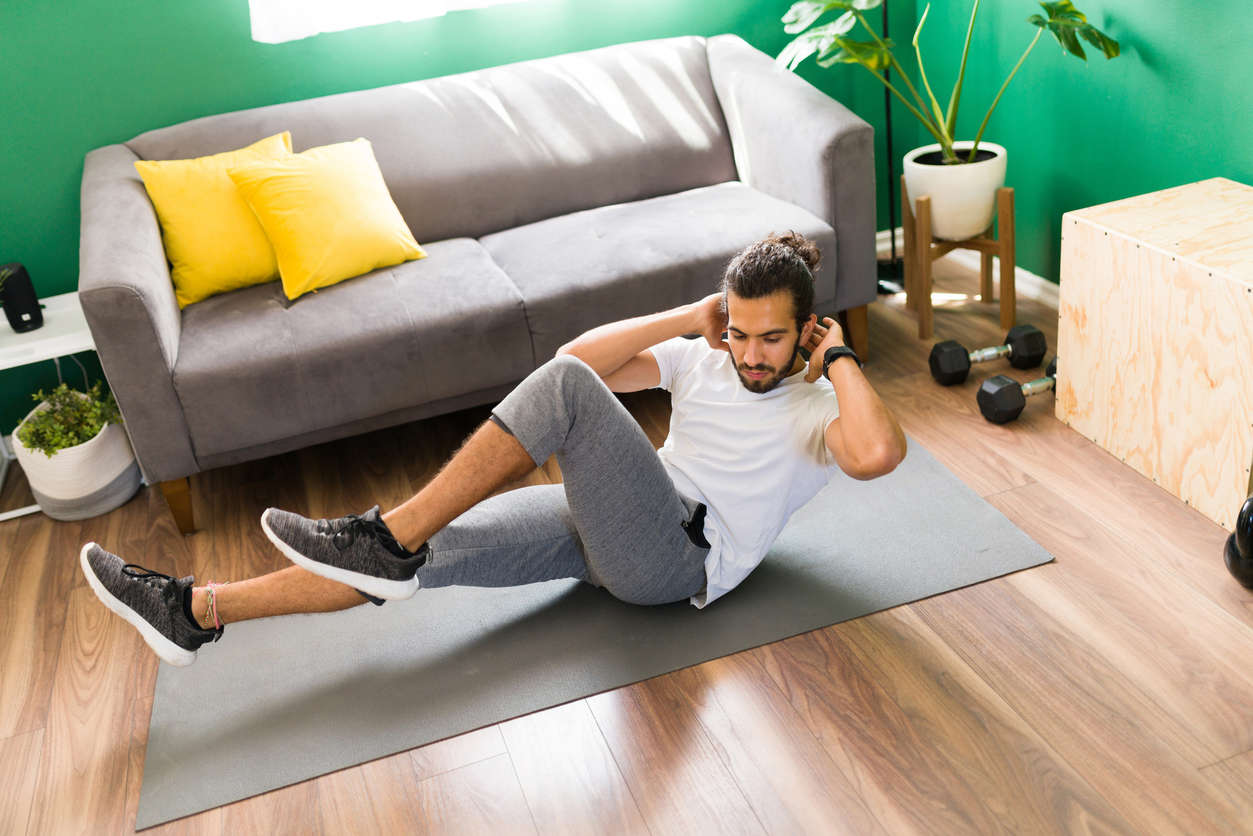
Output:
(135, 132), (293, 309)
(227, 138), (426, 301)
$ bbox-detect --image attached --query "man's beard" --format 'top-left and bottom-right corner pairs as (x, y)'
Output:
(735, 335), (802, 394)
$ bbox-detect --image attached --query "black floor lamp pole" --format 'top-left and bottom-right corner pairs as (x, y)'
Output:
(879, 1), (905, 288)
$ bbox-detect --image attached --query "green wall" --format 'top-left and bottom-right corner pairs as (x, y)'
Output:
(0, 0), (916, 433)
(908, 0), (1253, 282)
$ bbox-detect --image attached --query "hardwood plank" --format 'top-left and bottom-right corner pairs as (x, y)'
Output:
(988, 419), (1246, 617)
(586, 673), (766, 835)
(760, 623), (1095, 836)
(0, 516), (73, 738)
(0, 469), (33, 581)
(27, 585), (135, 835)
(316, 753), (427, 834)
(874, 371), (1036, 497)
(835, 606), (1136, 834)
(912, 578), (1246, 834)
(217, 778), (324, 835)
(660, 655), (889, 834)
(1199, 749), (1253, 825)
(499, 700), (647, 835)
(0, 728), (42, 836)
(0, 448), (36, 521)
(991, 481), (1253, 762)
(411, 752), (537, 836)
(409, 725), (508, 782)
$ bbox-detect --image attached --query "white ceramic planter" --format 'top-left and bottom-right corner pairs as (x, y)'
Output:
(903, 141), (1007, 241)
(12, 399), (141, 521)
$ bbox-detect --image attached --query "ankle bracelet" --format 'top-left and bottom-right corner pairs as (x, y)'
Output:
(204, 581), (229, 629)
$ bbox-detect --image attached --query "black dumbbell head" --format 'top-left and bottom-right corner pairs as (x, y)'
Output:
(1046, 356), (1057, 379)
(1225, 497), (1253, 588)
(977, 374), (1026, 424)
(929, 340), (972, 385)
(1005, 325), (1047, 369)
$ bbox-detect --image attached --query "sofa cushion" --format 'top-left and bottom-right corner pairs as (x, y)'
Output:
(173, 238), (532, 459)
(133, 131), (292, 309)
(480, 181), (838, 363)
(228, 138), (427, 301)
(125, 36), (738, 246)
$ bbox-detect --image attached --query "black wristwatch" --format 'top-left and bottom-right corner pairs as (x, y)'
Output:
(822, 345), (862, 380)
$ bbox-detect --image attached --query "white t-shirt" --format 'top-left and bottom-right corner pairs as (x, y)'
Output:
(649, 336), (842, 608)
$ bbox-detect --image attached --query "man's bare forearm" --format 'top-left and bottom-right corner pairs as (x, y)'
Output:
(555, 304), (703, 377)
(826, 359), (907, 471)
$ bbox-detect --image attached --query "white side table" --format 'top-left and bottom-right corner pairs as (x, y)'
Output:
(0, 292), (97, 523)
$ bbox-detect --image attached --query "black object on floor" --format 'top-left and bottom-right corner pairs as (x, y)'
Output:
(931, 325), (1047, 386)
(878, 255), (905, 295)
(1224, 496), (1253, 588)
(978, 357), (1058, 424)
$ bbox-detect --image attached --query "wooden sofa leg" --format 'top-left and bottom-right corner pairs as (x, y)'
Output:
(843, 304), (869, 362)
(160, 478), (196, 535)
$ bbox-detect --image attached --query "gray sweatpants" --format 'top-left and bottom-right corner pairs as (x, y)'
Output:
(414, 354), (710, 606)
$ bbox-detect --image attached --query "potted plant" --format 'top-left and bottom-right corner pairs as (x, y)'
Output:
(779, 0), (1120, 240)
(11, 380), (142, 520)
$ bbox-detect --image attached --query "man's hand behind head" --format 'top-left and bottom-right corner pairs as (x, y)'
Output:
(693, 292), (730, 353)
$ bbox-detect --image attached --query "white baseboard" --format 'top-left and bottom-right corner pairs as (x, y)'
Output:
(876, 227), (1058, 311)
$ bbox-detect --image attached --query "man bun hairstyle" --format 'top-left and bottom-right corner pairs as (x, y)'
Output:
(721, 231), (821, 327)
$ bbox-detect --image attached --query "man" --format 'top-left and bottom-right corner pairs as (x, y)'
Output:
(81, 232), (906, 666)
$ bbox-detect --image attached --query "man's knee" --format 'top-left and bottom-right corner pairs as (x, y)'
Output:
(542, 353), (605, 395)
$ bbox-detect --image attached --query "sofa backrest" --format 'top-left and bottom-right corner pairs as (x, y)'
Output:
(124, 36), (739, 243)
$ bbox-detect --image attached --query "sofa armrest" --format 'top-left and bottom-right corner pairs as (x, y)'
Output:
(79, 144), (199, 483)
(707, 34), (877, 313)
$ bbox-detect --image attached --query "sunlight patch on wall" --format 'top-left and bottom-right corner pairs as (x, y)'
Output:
(249, 0), (526, 44)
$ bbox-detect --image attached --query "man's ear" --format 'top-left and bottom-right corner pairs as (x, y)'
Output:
(800, 314), (817, 343)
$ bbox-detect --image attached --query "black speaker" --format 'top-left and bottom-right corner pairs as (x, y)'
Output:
(0, 262), (44, 333)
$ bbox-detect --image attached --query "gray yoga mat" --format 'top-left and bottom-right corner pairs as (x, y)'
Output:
(138, 436), (1053, 829)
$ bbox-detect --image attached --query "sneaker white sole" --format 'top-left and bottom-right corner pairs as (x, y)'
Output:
(79, 543), (197, 668)
(260, 510), (419, 601)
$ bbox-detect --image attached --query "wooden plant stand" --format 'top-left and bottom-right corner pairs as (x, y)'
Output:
(901, 175), (1016, 339)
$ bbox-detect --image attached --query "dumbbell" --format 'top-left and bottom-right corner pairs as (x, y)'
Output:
(929, 325), (1047, 385)
(1224, 496), (1253, 589)
(977, 357), (1058, 424)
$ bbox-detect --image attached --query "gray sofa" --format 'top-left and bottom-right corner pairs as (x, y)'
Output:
(78, 34), (875, 534)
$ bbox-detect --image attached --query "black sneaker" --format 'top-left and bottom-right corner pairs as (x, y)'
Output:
(259, 504), (426, 601)
(79, 543), (222, 667)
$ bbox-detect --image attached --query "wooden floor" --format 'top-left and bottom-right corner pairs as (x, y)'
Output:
(2, 258), (1251, 835)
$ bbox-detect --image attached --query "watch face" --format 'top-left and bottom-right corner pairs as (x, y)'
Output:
(824, 346), (858, 372)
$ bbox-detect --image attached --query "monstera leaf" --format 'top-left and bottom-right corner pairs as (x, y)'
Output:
(778, 15), (858, 71)
(1029, 0), (1120, 60)
(782, 0), (882, 35)
(817, 38), (893, 72)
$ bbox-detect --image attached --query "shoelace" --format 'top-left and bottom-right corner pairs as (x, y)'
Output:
(318, 512), (389, 550)
(120, 563), (221, 640)
(122, 564), (175, 588)
(122, 564), (184, 609)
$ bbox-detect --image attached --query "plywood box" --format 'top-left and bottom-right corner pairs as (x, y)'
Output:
(1056, 177), (1253, 531)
